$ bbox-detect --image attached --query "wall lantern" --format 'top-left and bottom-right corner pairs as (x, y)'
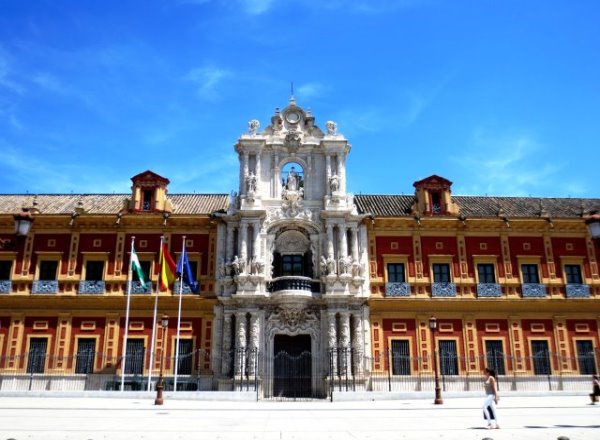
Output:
(585, 214), (600, 240)
(14, 208), (34, 237)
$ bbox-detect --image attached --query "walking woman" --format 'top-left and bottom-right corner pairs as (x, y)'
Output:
(483, 368), (500, 429)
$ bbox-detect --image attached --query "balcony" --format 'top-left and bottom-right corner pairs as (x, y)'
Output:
(432, 282), (457, 297)
(78, 280), (106, 295)
(566, 283), (590, 298)
(522, 283), (547, 298)
(130, 281), (152, 294)
(32, 280), (59, 294)
(0, 280), (11, 294)
(385, 282), (411, 297)
(477, 283), (502, 298)
(267, 276), (320, 295)
(173, 281), (193, 294)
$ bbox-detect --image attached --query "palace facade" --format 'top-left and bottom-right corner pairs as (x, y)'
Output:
(1, 99), (599, 397)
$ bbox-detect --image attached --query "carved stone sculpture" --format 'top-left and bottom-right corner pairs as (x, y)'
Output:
(248, 119), (260, 135)
(326, 120), (337, 135)
(329, 174), (339, 193)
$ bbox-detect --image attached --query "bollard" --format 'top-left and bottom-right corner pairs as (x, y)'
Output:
(482, 437), (494, 440)
(557, 437), (570, 440)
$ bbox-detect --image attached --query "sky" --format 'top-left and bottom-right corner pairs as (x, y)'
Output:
(1, 0), (599, 198)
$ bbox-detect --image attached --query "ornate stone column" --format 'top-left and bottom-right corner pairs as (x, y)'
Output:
(326, 154), (332, 194)
(255, 153), (261, 191)
(337, 154), (345, 193)
(242, 152), (249, 194)
(239, 223), (248, 272)
(351, 312), (363, 374)
(328, 312), (338, 376)
(248, 313), (260, 375)
(253, 221), (261, 262)
(326, 224), (334, 258)
(226, 224), (235, 263)
(339, 311), (351, 375)
(234, 312), (247, 376)
(221, 312), (233, 376)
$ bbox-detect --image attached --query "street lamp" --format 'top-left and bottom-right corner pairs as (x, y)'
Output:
(429, 316), (444, 405)
(154, 314), (169, 405)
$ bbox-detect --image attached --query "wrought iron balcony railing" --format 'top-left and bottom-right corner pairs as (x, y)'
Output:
(173, 281), (193, 294)
(566, 283), (590, 298)
(0, 280), (11, 294)
(385, 282), (411, 297)
(78, 280), (105, 294)
(267, 276), (320, 294)
(477, 283), (502, 297)
(32, 280), (59, 294)
(522, 283), (547, 297)
(130, 281), (152, 294)
(432, 282), (457, 297)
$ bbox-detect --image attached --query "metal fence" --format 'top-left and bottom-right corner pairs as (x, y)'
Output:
(1, 348), (598, 396)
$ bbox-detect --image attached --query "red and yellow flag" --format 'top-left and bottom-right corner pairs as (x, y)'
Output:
(159, 242), (177, 291)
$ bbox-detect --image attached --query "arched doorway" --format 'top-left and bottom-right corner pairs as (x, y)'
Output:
(273, 334), (312, 398)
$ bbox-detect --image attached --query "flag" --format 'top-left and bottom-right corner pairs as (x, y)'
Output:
(176, 247), (199, 293)
(159, 242), (177, 291)
(131, 247), (147, 289)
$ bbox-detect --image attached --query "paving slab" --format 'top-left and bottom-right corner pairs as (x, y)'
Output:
(0, 395), (597, 440)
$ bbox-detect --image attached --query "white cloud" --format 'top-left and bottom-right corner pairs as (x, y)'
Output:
(450, 129), (575, 196)
(296, 82), (323, 100)
(184, 65), (232, 100)
(240, 0), (276, 15)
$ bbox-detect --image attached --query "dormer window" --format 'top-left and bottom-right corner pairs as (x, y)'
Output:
(431, 192), (442, 214)
(142, 190), (153, 211)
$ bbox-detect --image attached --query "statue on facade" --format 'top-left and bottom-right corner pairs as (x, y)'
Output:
(218, 258), (227, 278)
(231, 256), (240, 275)
(320, 255), (327, 275)
(238, 256), (247, 275)
(352, 260), (361, 278)
(286, 167), (298, 191)
(248, 119), (260, 135)
(246, 172), (257, 193)
(329, 174), (339, 193)
(326, 255), (337, 275)
(326, 120), (337, 135)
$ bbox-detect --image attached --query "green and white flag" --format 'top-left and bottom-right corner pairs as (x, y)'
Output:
(131, 248), (147, 288)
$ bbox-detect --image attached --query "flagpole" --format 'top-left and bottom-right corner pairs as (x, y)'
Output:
(174, 235), (186, 392)
(147, 237), (163, 391)
(120, 236), (135, 391)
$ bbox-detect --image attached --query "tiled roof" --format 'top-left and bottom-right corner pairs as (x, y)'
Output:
(355, 194), (600, 219)
(0, 194), (229, 215)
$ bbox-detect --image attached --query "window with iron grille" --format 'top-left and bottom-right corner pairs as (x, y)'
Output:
(282, 255), (303, 276)
(0, 260), (12, 280)
(433, 263), (451, 283)
(75, 338), (96, 374)
(391, 340), (411, 375)
(565, 264), (583, 284)
(177, 339), (193, 375)
(27, 338), (48, 374)
(39, 260), (58, 280)
(576, 340), (597, 375)
(521, 264), (540, 284)
(85, 261), (104, 281)
(485, 340), (506, 376)
(387, 263), (406, 283)
(124, 339), (145, 375)
(477, 264), (496, 284)
(531, 340), (551, 375)
(438, 340), (458, 375)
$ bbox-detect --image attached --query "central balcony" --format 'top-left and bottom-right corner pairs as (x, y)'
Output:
(267, 276), (321, 296)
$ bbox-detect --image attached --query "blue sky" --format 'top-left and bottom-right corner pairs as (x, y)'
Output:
(1, 0), (599, 198)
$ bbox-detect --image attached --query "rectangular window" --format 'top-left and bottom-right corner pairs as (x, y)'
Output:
(433, 263), (451, 283)
(0, 260), (12, 280)
(124, 339), (145, 375)
(75, 338), (96, 374)
(477, 264), (496, 284)
(177, 339), (194, 375)
(133, 261), (151, 283)
(576, 340), (597, 375)
(27, 338), (48, 374)
(39, 260), (58, 280)
(387, 263), (406, 283)
(565, 265), (583, 284)
(143, 190), (153, 211)
(85, 261), (105, 281)
(531, 340), (551, 375)
(521, 264), (540, 284)
(391, 340), (411, 375)
(282, 255), (303, 276)
(485, 340), (506, 376)
(438, 340), (458, 375)
(431, 192), (442, 214)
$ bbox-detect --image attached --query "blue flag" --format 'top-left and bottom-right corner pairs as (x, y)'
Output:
(176, 248), (199, 293)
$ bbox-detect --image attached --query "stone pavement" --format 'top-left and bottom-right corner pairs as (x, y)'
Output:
(0, 394), (598, 440)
